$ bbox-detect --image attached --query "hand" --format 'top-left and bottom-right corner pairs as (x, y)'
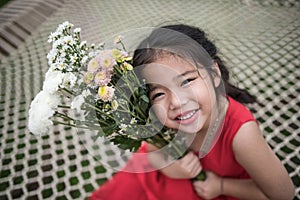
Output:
(174, 151), (202, 179)
(192, 171), (222, 199)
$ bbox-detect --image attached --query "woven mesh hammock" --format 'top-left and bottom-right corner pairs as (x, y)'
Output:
(0, 0), (299, 199)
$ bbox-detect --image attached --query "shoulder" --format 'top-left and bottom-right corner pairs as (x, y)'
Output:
(222, 97), (256, 141)
(226, 97), (255, 124)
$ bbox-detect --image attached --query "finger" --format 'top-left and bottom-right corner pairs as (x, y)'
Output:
(179, 152), (195, 166)
(192, 181), (204, 194)
(186, 154), (201, 171)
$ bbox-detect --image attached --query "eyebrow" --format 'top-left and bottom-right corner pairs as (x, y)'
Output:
(147, 69), (198, 93)
(174, 69), (198, 80)
(148, 84), (158, 93)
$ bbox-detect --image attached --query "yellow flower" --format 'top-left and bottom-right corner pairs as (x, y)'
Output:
(112, 49), (122, 60)
(88, 58), (99, 72)
(102, 57), (115, 69)
(95, 71), (105, 80)
(111, 100), (118, 110)
(123, 62), (133, 71)
(98, 86), (108, 98)
(98, 86), (114, 102)
(83, 72), (94, 84)
(124, 56), (132, 62)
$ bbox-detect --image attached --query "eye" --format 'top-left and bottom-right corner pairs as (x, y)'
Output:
(181, 78), (196, 87)
(151, 92), (164, 101)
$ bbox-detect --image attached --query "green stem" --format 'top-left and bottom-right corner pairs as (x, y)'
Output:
(54, 111), (75, 121)
(60, 87), (75, 95)
(52, 120), (101, 130)
(84, 102), (115, 121)
(58, 105), (71, 109)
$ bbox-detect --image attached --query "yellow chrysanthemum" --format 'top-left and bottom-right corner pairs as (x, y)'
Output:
(102, 58), (113, 68)
(95, 71), (105, 80)
(111, 49), (122, 60)
(83, 72), (94, 84)
(98, 86), (108, 98)
(98, 86), (114, 102)
(88, 58), (99, 72)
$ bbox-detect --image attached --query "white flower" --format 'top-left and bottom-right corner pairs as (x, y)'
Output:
(48, 32), (59, 43)
(53, 38), (64, 48)
(119, 123), (127, 132)
(80, 41), (87, 48)
(28, 91), (61, 135)
(81, 56), (89, 64)
(74, 28), (81, 33)
(56, 21), (73, 34)
(70, 55), (78, 64)
(43, 70), (64, 93)
(28, 105), (54, 135)
(88, 51), (96, 58)
(82, 89), (91, 97)
(63, 35), (75, 45)
(47, 49), (57, 65)
(71, 94), (85, 112)
(130, 118), (137, 124)
(62, 72), (77, 89)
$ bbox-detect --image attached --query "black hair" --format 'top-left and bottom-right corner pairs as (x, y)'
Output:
(132, 24), (256, 104)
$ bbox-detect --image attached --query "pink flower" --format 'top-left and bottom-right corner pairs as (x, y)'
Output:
(98, 86), (115, 102)
(94, 70), (111, 86)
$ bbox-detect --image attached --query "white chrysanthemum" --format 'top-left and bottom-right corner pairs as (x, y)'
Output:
(28, 105), (54, 135)
(81, 56), (89, 65)
(82, 89), (91, 97)
(48, 31), (59, 43)
(71, 94), (84, 112)
(80, 41), (87, 48)
(56, 21), (73, 34)
(63, 35), (75, 45)
(74, 28), (81, 33)
(28, 91), (61, 135)
(62, 72), (77, 89)
(70, 55), (78, 64)
(43, 70), (64, 94)
(47, 48), (58, 65)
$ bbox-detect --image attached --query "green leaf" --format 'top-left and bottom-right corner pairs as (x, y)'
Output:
(111, 135), (142, 152)
(140, 94), (149, 103)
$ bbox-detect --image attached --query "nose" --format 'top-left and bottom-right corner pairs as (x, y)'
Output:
(169, 90), (188, 110)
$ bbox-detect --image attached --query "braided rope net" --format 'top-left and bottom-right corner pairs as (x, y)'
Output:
(0, 0), (299, 199)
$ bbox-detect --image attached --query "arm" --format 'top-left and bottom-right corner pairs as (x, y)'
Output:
(193, 171), (269, 200)
(146, 143), (202, 179)
(193, 121), (295, 200)
(230, 121), (294, 199)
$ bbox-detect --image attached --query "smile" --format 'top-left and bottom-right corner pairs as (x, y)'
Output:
(176, 109), (198, 120)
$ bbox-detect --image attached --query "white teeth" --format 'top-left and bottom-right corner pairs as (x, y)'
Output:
(177, 110), (196, 120)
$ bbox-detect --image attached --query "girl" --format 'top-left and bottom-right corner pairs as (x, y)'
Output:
(90, 24), (294, 200)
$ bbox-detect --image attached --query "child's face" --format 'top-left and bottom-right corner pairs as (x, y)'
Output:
(142, 55), (216, 134)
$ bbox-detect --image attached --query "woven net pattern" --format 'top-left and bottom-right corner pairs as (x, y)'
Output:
(0, 0), (299, 199)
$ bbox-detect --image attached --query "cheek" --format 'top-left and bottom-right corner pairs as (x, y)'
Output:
(151, 103), (168, 124)
(193, 81), (215, 108)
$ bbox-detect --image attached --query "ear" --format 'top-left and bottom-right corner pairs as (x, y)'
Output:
(213, 62), (221, 87)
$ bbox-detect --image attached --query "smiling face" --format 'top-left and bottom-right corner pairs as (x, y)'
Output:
(142, 54), (217, 135)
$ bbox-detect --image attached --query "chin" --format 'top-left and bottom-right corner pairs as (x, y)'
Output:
(177, 126), (202, 135)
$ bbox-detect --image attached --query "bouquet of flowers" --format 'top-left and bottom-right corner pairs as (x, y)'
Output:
(28, 21), (205, 179)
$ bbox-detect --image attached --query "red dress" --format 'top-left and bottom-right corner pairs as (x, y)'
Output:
(90, 97), (256, 200)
